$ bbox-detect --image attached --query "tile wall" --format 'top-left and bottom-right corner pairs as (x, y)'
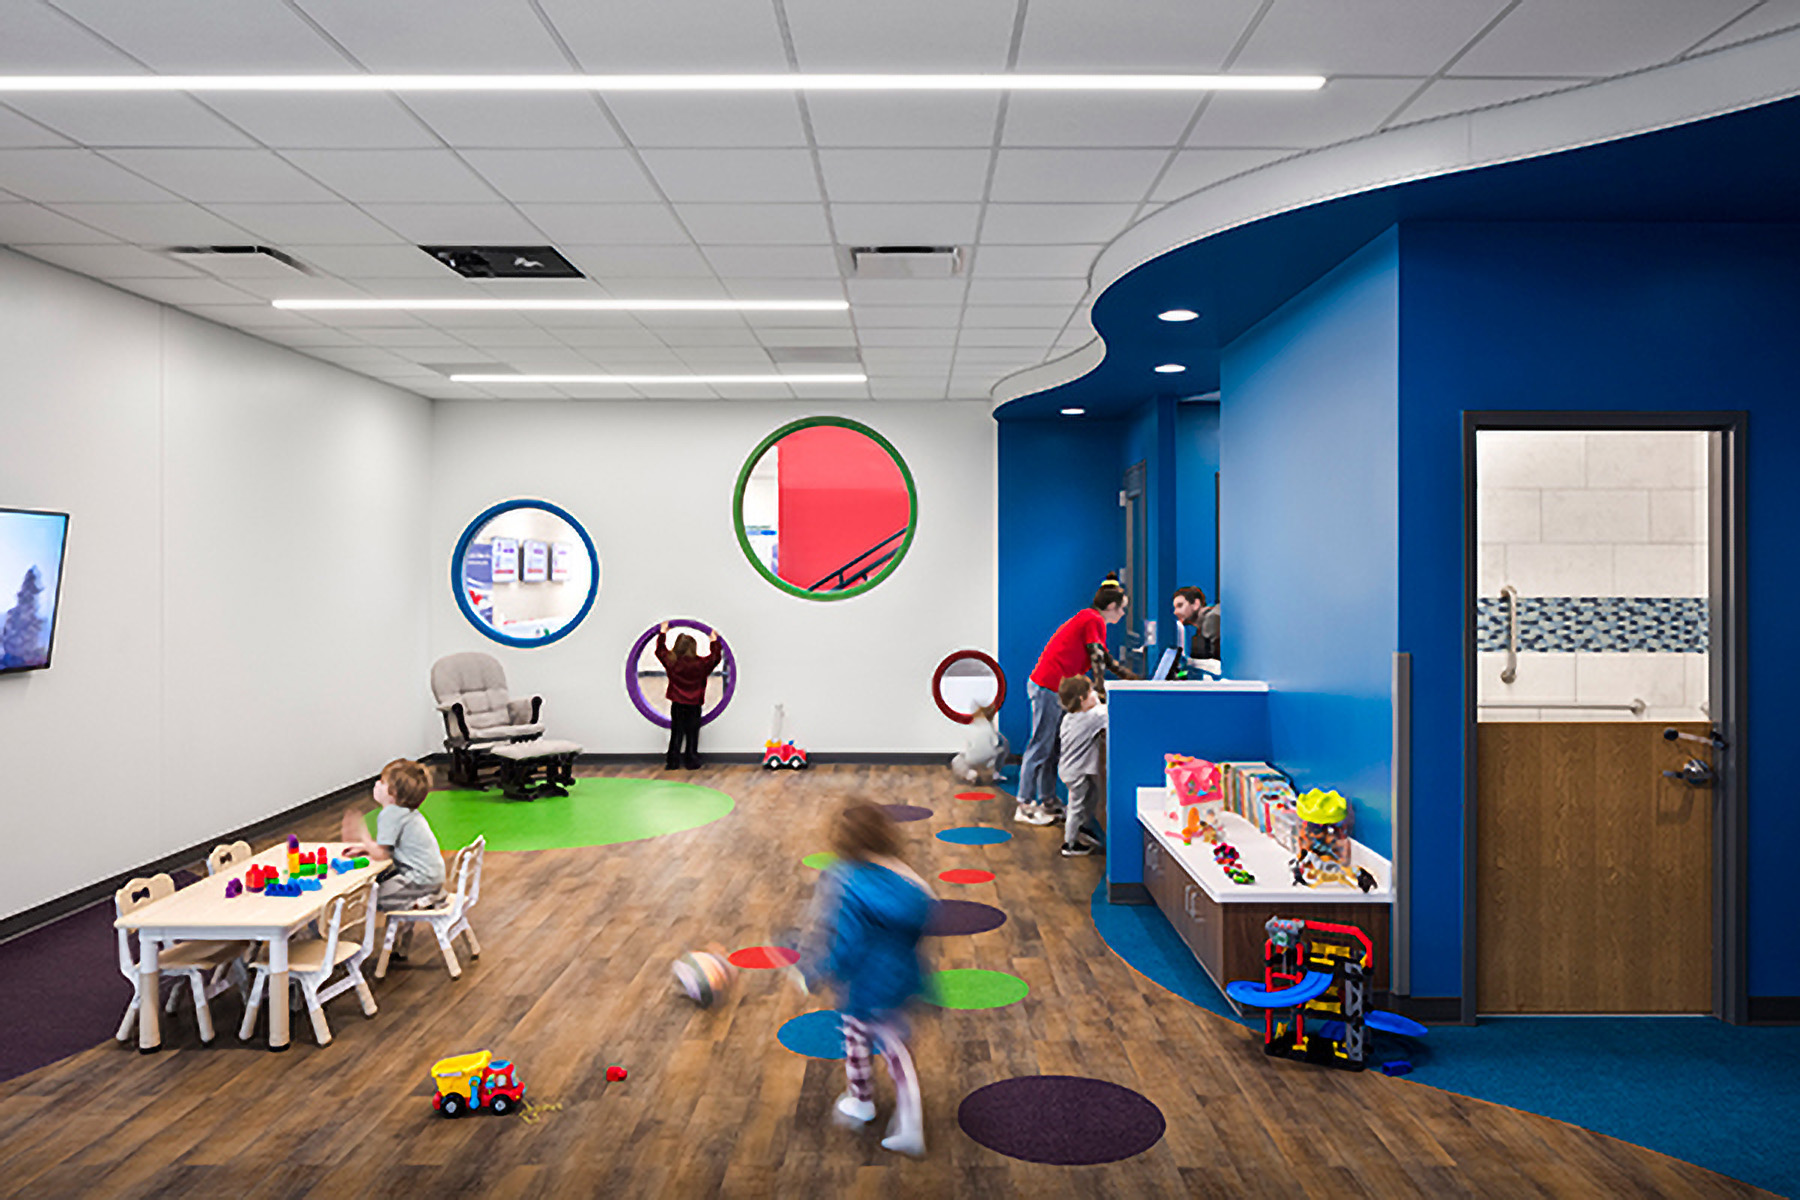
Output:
(1475, 430), (1710, 723)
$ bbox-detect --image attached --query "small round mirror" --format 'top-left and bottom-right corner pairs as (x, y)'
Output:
(452, 499), (598, 647)
(733, 417), (916, 599)
(626, 620), (737, 728)
(932, 650), (1006, 724)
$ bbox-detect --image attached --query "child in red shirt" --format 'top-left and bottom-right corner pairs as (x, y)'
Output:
(656, 622), (723, 770)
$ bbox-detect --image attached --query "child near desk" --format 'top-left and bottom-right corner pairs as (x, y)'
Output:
(1056, 676), (1108, 858)
(340, 758), (446, 911)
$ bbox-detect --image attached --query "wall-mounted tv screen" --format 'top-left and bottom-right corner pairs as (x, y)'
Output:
(0, 508), (69, 675)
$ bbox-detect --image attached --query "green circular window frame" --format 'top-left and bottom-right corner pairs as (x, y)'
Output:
(732, 416), (919, 601)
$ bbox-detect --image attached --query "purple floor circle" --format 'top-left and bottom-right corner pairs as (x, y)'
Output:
(881, 803), (933, 823)
(925, 899), (1007, 937)
(958, 1076), (1165, 1165)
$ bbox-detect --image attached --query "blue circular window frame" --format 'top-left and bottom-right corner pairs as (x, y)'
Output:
(450, 498), (600, 649)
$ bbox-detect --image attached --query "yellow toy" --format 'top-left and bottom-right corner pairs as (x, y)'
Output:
(431, 1050), (526, 1118)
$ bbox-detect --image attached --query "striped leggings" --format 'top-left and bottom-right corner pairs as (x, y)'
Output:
(841, 1015), (921, 1124)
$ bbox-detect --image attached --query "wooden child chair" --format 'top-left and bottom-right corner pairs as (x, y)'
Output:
(375, 835), (485, 981)
(239, 875), (380, 1046)
(205, 840), (254, 875)
(113, 874), (248, 1046)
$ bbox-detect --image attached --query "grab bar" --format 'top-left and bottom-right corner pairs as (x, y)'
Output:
(1480, 699), (1648, 716)
(1499, 585), (1519, 684)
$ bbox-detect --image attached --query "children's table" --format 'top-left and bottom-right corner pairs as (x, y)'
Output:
(114, 842), (384, 1052)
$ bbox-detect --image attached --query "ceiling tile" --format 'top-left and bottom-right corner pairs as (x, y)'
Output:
(957, 328), (1060, 347)
(0, 149), (176, 203)
(965, 279), (1088, 305)
(1235, 0), (1510, 74)
(757, 327), (857, 348)
(0, 202), (118, 243)
(1187, 79), (1420, 148)
(818, 149), (992, 203)
(554, 327), (666, 347)
(846, 279), (969, 306)
(676, 203), (831, 244)
(806, 95), (1002, 147)
(640, 149), (822, 202)
(1016, 0), (1260, 69)
(1150, 147), (1293, 202)
(1690, 1), (1800, 53)
(1454, 0), (1753, 75)
(0, 106), (75, 149)
(543, 0), (790, 70)
(1388, 78), (1584, 125)
(213, 273), (369, 302)
(868, 380), (949, 400)
(980, 203), (1138, 244)
(112, 276), (263, 306)
(858, 328), (960, 348)
(831, 202), (982, 245)
(17, 242), (195, 278)
(204, 201), (405, 244)
(516, 203), (690, 245)
(403, 95), (623, 149)
(100, 149), (339, 203)
(703, 245), (843, 277)
(721, 278), (847, 302)
(961, 305), (1075, 329)
(45, 201), (256, 243)
(853, 305), (964, 328)
(282, 150), (500, 203)
(1003, 94), (1201, 147)
(461, 148), (657, 203)
(186, 302), (334, 328)
(200, 95), (439, 149)
(356, 202), (542, 243)
(784, 0), (1019, 70)
(5, 95), (256, 148)
(559, 244), (715, 279)
(287, 243), (457, 278)
(0, 2), (143, 71)
(989, 150), (1168, 203)
(292, 0), (573, 71)
(968, 244), (1100, 277)
(46, 0), (352, 71)
(606, 95), (808, 148)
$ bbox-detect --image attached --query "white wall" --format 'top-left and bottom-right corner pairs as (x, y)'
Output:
(0, 248), (433, 920)
(430, 400), (996, 755)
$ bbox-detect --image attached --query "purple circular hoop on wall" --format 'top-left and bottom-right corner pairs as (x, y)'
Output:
(624, 619), (738, 730)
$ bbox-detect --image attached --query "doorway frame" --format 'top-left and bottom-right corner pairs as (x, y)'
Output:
(1461, 411), (1748, 1024)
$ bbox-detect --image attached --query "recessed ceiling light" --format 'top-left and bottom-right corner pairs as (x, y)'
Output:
(1158, 309), (1200, 322)
(0, 74), (1327, 94)
(272, 298), (846, 312)
(1154, 363), (1186, 374)
(449, 373), (868, 385)
(1061, 407), (1086, 415)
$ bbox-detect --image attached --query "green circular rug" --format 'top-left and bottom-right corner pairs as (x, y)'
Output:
(802, 851), (838, 870)
(927, 968), (1030, 1010)
(368, 778), (734, 852)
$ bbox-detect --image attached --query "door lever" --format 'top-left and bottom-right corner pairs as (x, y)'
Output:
(1663, 726), (1727, 750)
(1663, 757), (1715, 788)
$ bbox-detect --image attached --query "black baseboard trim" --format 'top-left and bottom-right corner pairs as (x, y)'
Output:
(1747, 996), (1800, 1024)
(1389, 996), (1467, 1025)
(1107, 882), (1152, 905)
(0, 773), (379, 946)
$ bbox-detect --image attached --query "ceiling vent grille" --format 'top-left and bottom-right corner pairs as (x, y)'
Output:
(849, 245), (965, 279)
(166, 245), (310, 278)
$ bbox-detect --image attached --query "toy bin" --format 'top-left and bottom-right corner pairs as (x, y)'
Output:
(1295, 788), (1353, 866)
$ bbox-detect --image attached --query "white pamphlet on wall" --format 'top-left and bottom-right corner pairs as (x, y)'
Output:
(491, 537), (519, 583)
(522, 539), (549, 582)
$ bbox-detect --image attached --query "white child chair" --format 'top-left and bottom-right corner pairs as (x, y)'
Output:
(205, 841), (254, 876)
(113, 874), (248, 1046)
(238, 876), (380, 1046)
(375, 836), (485, 981)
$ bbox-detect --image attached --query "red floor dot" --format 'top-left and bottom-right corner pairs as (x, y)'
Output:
(956, 791), (995, 802)
(729, 945), (800, 969)
(940, 868), (997, 885)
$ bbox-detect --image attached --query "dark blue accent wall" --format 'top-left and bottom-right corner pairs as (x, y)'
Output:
(1398, 220), (1800, 1000)
(1175, 401), (1221, 607)
(1221, 229), (1399, 859)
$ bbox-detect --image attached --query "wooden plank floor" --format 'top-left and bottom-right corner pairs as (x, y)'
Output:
(0, 765), (1770, 1199)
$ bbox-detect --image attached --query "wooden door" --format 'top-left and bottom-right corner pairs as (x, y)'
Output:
(1477, 722), (1712, 1013)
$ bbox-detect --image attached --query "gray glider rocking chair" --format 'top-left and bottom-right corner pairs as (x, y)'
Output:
(431, 652), (545, 789)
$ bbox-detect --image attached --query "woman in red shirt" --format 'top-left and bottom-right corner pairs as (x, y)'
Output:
(656, 622), (724, 770)
(1014, 579), (1138, 825)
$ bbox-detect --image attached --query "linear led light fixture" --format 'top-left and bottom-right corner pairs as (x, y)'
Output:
(0, 74), (1325, 94)
(272, 298), (846, 312)
(450, 373), (868, 384)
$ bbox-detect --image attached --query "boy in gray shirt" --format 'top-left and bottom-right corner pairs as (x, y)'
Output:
(340, 758), (446, 910)
(1055, 676), (1108, 858)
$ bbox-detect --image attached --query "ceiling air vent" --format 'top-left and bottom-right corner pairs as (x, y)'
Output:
(166, 245), (310, 278)
(422, 245), (583, 279)
(849, 245), (965, 279)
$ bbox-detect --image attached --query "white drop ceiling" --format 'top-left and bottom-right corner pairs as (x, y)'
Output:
(0, 0), (1789, 403)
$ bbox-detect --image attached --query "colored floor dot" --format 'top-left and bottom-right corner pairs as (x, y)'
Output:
(958, 1076), (1165, 1165)
(928, 968), (1029, 1010)
(777, 1010), (845, 1059)
(729, 946), (800, 970)
(956, 791), (995, 802)
(939, 868), (996, 885)
(938, 826), (1012, 846)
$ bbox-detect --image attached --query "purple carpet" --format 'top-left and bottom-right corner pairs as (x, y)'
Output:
(880, 804), (933, 823)
(0, 869), (202, 1083)
(925, 899), (1007, 936)
(958, 1076), (1166, 1165)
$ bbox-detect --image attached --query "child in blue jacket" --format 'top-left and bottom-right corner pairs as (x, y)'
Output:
(809, 801), (935, 1156)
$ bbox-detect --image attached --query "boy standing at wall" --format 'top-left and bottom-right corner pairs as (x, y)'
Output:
(1055, 676), (1108, 857)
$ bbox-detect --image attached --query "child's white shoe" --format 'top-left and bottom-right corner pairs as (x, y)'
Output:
(833, 1093), (877, 1127)
(881, 1117), (925, 1157)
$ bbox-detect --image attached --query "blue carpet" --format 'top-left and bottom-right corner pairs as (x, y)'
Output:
(1091, 885), (1800, 1197)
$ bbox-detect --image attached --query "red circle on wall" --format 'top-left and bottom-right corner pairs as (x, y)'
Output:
(939, 869), (997, 885)
(729, 946), (800, 969)
(932, 650), (1007, 724)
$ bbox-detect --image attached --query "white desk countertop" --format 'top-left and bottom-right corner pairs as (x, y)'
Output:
(1107, 678), (1268, 694)
(1136, 787), (1393, 905)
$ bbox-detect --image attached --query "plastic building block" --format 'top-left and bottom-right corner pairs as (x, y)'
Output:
(296, 876), (322, 891)
(224, 879), (243, 898)
(352, 856), (370, 868)
(264, 881), (302, 898)
(1380, 1060), (1412, 1077)
(330, 857), (354, 873)
(606, 1066), (627, 1082)
(246, 866), (267, 891)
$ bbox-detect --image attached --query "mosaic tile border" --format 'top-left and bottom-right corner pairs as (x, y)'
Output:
(1475, 596), (1708, 653)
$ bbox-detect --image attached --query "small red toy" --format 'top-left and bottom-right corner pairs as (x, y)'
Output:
(605, 1066), (627, 1083)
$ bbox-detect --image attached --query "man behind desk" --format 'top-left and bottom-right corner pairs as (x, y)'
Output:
(1172, 586), (1220, 665)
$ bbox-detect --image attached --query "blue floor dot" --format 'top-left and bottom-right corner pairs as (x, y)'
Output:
(937, 826), (1012, 846)
(777, 1009), (845, 1059)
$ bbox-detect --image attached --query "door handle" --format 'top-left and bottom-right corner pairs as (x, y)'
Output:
(1663, 757), (1715, 788)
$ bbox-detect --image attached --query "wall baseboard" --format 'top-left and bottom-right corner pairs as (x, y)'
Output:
(0, 773), (378, 946)
(1747, 996), (1800, 1025)
(1389, 995), (1466, 1025)
(1107, 882), (1152, 905)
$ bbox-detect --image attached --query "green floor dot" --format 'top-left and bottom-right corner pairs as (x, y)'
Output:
(926, 968), (1030, 1010)
(368, 777), (733, 852)
(802, 851), (838, 870)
